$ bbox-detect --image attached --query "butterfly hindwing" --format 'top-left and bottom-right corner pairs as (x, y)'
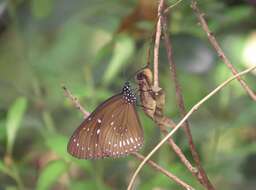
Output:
(100, 103), (144, 158)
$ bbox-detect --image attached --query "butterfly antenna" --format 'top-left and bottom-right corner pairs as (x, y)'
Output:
(126, 34), (154, 82)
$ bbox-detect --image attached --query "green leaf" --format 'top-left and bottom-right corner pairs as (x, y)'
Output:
(93, 41), (114, 66)
(225, 6), (252, 24)
(44, 133), (93, 173)
(214, 64), (245, 108)
(0, 160), (7, 173)
(0, 160), (14, 180)
(73, 159), (93, 174)
(42, 111), (56, 133)
(71, 180), (112, 190)
(5, 187), (18, 190)
(103, 34), (135, 84)
(31, 0), (54, 19)
(140, 173), (174, 190)
(36, 160), (68, 190)
(0, 119), (6, 140)
(6, 97), (27, 155)
(71, 181), (98, 190)
(45, 133), (70, 160)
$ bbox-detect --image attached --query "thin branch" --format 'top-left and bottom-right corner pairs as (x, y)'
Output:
(161, 15), (214, 189)
(153, 0), (165, 90)
(127, 65), (256, 190)
(163, 0), (183, 14)
(151, 1), (199, 181)
(158, 125), (197, 174)
(191, 0), (256, 101)
(62, 85), (90, 118)
(137, 69), (202, 186)
(132, 152), (194, 190)
(62, 85), (193, 189)
(137, 71), (199, 178)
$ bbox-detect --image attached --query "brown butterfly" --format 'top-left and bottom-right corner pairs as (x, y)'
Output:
(67, 82), (144, 159)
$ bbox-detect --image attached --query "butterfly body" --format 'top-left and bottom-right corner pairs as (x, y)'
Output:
(68, 82), (144, 159)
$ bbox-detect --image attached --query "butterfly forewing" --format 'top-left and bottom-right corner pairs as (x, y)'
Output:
(67, 82), (144, 159)
(68, 94), (123, 159)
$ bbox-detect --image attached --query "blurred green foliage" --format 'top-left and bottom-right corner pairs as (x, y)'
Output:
(36, 160), (68, 190)
(0, 0), (256, 190)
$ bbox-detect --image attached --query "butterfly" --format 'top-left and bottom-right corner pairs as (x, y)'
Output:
(67, 82), (144, 159)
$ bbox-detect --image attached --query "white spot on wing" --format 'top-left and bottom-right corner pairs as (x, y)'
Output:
(96, 129), (100, 135)
(110, 121), (114, 126)
(97, 119), (102, 123)
(119, 141), (122, 147)
(76, 143), (79, 147)
(130, 137), (134, 143)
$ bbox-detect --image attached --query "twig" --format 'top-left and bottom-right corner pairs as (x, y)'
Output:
(62, 85), (193, 189)
(127, 65), (256, 190)
(62, 85), (90, 118)
(158, 125), (197, 174)
(163, 0), (183, 14)
(132, 152), (194, 190)
(161, 14), (214, 189)
(137, 70), (199, 178)
(153, 0), (165, 90)
(191, 0), (256, 101)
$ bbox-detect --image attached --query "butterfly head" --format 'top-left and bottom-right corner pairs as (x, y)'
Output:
(122, 82), (136, 104)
